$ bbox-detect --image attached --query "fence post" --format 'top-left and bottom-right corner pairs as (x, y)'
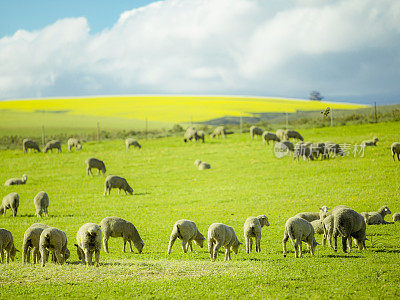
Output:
(97, 121), (100, 143)
(41, 125), (45, 147)
(285, 112), (289, 129)
(240, 114), (243, 132)
(374, 102), (378, 123)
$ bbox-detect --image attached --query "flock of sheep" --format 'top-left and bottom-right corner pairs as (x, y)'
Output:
(1, 125), (399, 266)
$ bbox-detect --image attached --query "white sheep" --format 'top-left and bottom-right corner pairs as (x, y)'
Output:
(167, 220), (205, 254)
(194, 159), (211, 170)
(0, 192), (19, 217)
(99, 217), (144, 253)
(104, 175), (133, 195)
(392, 213), (400, 222)
(361, 137), (379, 146)
(262, 132), (280, 145)
(0, 228), (19, 263)
(322, 215), (334, 247)
(75, 223), (102, 267)
(22, 223), (50, 264)
(23, 138), (41, 153)
(391, 142), (400, 161)
(310, 219), (324, 235)
(67, 138), (82, 151)
(243, 215), (269, 253)
(210, 126), (233, 139)
(294, 206), (329, 222)
(360, 206), (391, 225)
(207, 223), (241, 262)
(282, 217), (318, 258)
(196, 130), (205, 143)
(43, 140), (62, 153)
(126, 138), (141, 151)
(34, 191), (49, 217)
(85, 158), (106, 176)
(39, 227), (68, 267)
(4, 174), (27, 186)
(250, 126), (263, 139)
(183, 127), (198, 142)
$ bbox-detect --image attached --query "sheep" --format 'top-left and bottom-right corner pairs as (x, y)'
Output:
(285, 130), (304, 141)
(262, 132), (280, 145)
(325, 142), (345, 157)
(311, 143), (328, 160)
(276, 141), (294, 152)
(320, 214), (353, 249)
(294, 206), (329, 222)
(167, 220), (205, 254)
(0, 192), (19, 217)
(194, 159), (211, 170)
(4, 174), (27, 186)
(276, 129), (286, 141)
(195, 130), (205, 143)
(320, 205), (349, 221)
(392, 213), (400, 222)
(67, 138), (82, 151)
(332, 207), (367, 253)
(310, 219), (324, 235)
(0, 228), (19, 263)
(362, 137), (379, 146)
(208, 223), (241, 262)
(23, 138), (41, 153)
(293, 142), (314, 161)
(125, 138), (141, 150)
(75, 223), (102, 267)
(43, 140), (62, 153)
(360, 206), (391, 225)
(22, 223), (50, 264)
(391, 142), (400, 161)
(99, 217), (144, 253)
(243, 215), (269, 253)
(39, 227), (68, 267)
(34, 191), (49, 217)
(282, 217), (318, 258)
(85, 158), (106, 176)
(104, 175), (133, 195)
(183, 127), (197, 142)
(210, 126), (233, 139)
(250, 126), (263, 139)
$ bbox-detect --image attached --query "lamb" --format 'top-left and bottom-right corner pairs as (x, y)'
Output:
(262, 132), (280, 145)
(75, 223), (102, 267)
(4, 174), (27, 186)
(194, 159), (211, 170)
(99, 217), (144, 253)
(39, 227), (68, 267)
(85, 158), (106, 176)
(243, 215), (269, 253)
(67, 138), (82, 151)
(125, 138), (141, 150)
(250, 126), (263, 139)
(325, 142), (345, 157)
(285, 130), (304, 141)
(0, 228), (19, 263)
(183, 127), (198, 142)
(392, 213), (400, 222)
(332, 207), (367, 253)
(391, 142), (400, 161)
(210, 126), (233, 139)
(276, 129), (286, 141)
(362, 137), (379, 146)
(34, 191), (49, 217)
(282, 217), (318, 258)
(23, 138), (41, 153)
(104, 175), (133, 195)
(195, 130), (205, 143)
(360, 206), (391, 225)
(294, 206), (329, 222)
(0, 192), (19, 217)
(167, 220), (205, 254)
(43, 140), (62, 153)
(208, 223), (241, 262)
(22, 223), (50, 264)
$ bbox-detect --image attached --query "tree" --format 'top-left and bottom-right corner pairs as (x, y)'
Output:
(309, 91), (324, 101)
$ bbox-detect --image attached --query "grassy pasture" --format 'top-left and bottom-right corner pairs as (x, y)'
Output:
(0, 121), (400, 298)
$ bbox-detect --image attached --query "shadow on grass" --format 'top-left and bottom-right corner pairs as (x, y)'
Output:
(19, 214), (75, 218)
(370, 249), (400, 254)
(134, 192), (150, 196)
(322, 254), (362, 258)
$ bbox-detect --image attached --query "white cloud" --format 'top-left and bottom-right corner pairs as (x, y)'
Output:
(0, 0), (399, 102)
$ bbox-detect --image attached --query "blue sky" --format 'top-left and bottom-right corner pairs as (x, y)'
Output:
(0, 0), (399, 104)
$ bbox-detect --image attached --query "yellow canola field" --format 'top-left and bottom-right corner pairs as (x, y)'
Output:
(0, 95), (367, 122)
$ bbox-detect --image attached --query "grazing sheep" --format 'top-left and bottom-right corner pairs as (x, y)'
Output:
(293, 142), (314, 161)
(275, 141), (294, 153)
(195, 130), (205, 143)
(125, 138), (141, 150)
(282, 217), (318, 258)
(0, 192), (19, 217)
(67, 138), (82, 151)
(210, 126), (233, 139)
(0, 228), (19, 263)
(208, 223), (241, 262)
(23, 138), (41, 153)
(310, 219), (324, 235)
(43, 140), (62, 153)
(250, 126), (263, 139)
(75, 223), (102, 267)
(362, 137), (379, 146)
(391, 143), (400, 161)
(22, 223), (50, 264)
(243, 215), (269, 253)
(276, 129), (286, 141)
(99, 217), (144, 253)
(325, 142), (345, 157)
(322, 215), (334, 247)
(183, 127), (198, 143)
(360, 206), (391, 225)
(311, 143), (328, 160)
(392, 213), (400, 222)
(194, 159), (211, 170)
(294, 206), (329, 222)
(4, 174), (28, 186)
(39, 227), (68, 267)
(332, 207), (367, 253)
(104, 175), (133, 195)
(34, 191), (49, 217)
(85, 158), (106, 176)
(262, 132), (280, 145)
(167, 220), (205, 254)
(285, 130), (304, 141)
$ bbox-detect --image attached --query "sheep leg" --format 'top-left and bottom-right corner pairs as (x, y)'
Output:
(208, 239), (214, 261)
(225, 247), (231, 261)
(123, 238), (127, 253)
(167, 233), (178, 254)
(103, 236), (109, 253)
(333, 233), (338, 252)
(118, 189), (121, 195)
(298, 241), (303, 258)
(255, 233), (261, 252)
(347, 237), (352, 252)
(22, 244), (29, 263)
(12, 208), (17, 217)
(397, 153), (400, 161)
(245, 237), (250, 253)
(33, 248), (40, 264)
(188, 241), (193, 252)
(85, 249), (92, 266)
(55, 250), (64, 265)
(0, 249), (4, 263)
(342, 237), (348, 253)
(94, 249), (100, 267)
(6, 251), (10, 263)
(213, 243), (222, 262)
(282, 234), (289, 257)
(41, 249), (48, 267)
(181, 239), (189, 253)
(249, 239), (253, 252)
(128, 240), (134, 252)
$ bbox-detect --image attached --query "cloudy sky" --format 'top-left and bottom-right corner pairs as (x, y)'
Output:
(1, 0), (399, 104)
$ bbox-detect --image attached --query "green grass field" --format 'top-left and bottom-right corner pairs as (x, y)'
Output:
(1, 121), (400, 299)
